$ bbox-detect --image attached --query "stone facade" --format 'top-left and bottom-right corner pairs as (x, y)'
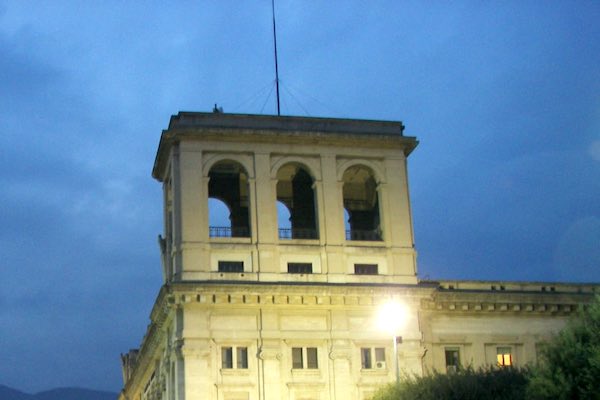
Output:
(120, 112), (597, 400)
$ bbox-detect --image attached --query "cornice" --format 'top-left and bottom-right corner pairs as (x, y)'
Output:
(421, 290), (594, 316)
(152, 112), (418, 180)
(163, 281), (433, 308)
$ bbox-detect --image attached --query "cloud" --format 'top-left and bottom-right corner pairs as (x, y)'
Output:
(0, 0), (598, 394)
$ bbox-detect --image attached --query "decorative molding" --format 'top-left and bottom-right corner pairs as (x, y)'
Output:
(422, 298), (578, 316)
(258, 347), (282, 361)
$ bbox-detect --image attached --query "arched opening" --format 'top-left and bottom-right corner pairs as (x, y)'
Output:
(208, 161), (250, 237)
(277, 200), (292, 238)
(343, 208), (351, 235)
(342, 165), (382, 241)
(276, 163), (318, 239)
(208, 198), (231, 236)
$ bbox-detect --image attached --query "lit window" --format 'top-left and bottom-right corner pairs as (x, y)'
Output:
(221, 346), (248, 369)
(361, 347), (385, 369)
(288, 263), (313, 274)
(292, 347), (318, 369)
(496, 347), (512, 367)
(354, 264), (378, 275)
(218, 261), (244, 273)
(445, 348), (460, 372)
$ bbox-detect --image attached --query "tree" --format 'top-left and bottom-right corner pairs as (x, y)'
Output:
(526, 295), (600, 400)
(372, 366), (529, 400)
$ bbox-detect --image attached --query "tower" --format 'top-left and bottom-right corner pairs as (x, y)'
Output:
(122, 112), (424, 400)
(120, 112), (598, 400)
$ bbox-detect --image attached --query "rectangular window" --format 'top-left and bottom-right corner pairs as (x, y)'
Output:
(306, 347), (318, 369)
(445, 348), (460, 372)
(221, 347), (233, 369)
(218, 261), (244, 273)
(236, 347), (248, 369)
(221, 346), (248, 369)
(292, 347), (318, 369)
(361, 348), (372, 369)
(288, 263), (313, 274)
(496, 347), (512, 367)
(354, 264), (378, 275)
(292, 347), (303, 369)
(361, 347), (386, 369)
(375, 348), (386, 364)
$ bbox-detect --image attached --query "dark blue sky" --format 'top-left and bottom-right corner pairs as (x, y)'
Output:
(1, 0), (599, 394)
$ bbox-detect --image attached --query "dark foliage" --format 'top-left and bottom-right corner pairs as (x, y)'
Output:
(372, 366), (530, 400)
(527, 295), (600, 400)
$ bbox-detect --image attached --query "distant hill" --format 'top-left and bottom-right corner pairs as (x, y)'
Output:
(0, 385), (117, 400)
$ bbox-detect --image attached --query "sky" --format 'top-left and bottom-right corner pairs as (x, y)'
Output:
(1, 0), (599, 394)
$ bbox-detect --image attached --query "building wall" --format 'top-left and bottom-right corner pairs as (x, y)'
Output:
(419, 280), (596, 373)
(121, 282), (597, 400)
(120, 113), (598, 400)
(155, 115), (418, 286)
(124, 283), (426, 400)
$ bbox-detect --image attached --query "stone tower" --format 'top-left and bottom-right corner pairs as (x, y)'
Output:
(121, 112), (424, 400)
(120, 112), (598, 400)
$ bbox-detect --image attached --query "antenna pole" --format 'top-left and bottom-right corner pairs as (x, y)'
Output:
(271, 0), (281, 116)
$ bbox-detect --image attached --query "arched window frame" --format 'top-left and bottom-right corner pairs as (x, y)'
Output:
(273, 160), (320, 240)
(339, 161), (385, 242)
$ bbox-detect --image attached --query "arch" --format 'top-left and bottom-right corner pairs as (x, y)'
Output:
(208, 160), (250, 237)
(342, 164), (382, 241)
(336, 159), (385, 184)
(270, 156), (321, 181)
(276, 162), (318, 239)
(202, 153), (254, 179)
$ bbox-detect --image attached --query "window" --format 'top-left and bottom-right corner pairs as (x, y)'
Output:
(276, 164), (318, 239)
(445, 348), (460, 372)
(361, 347), (385, 369)
(354, 264), (378, 275)
(236, 347), (248, 369)
(292, 347), (318, 369)
(342, 165), (382, 241)
(208, 161), (250, 238)
(496, 347), (512, 367)
(218, 261), (244, 273)
(288, 263), (313, 274)
(221, 346), (248, 369)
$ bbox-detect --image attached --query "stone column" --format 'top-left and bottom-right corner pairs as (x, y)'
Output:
(179, 339), (214, 400)
(254, 152), (276, 244)
(320, 155), (344, 245)
(398, 339), (425, 377)
(383, 157), (413, 248)
(258, 340), (283, 400)
(328, 340), (353, 400)
(320, 154), (346, 279)
(170, 145), (183, 279)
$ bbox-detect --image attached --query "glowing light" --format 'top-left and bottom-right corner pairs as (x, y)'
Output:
(377, 300), (408, 335)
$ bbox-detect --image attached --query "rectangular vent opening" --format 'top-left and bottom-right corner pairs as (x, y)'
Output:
(218, 261), (244, 273)
(288, 263), (313, 274)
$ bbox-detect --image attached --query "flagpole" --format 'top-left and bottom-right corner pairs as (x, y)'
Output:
(271, 0), (281, 116)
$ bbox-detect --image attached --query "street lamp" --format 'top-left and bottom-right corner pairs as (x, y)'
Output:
(377, 300), (408, 383)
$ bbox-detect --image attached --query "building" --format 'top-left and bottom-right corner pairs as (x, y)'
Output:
(120, 112), (597, 400)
